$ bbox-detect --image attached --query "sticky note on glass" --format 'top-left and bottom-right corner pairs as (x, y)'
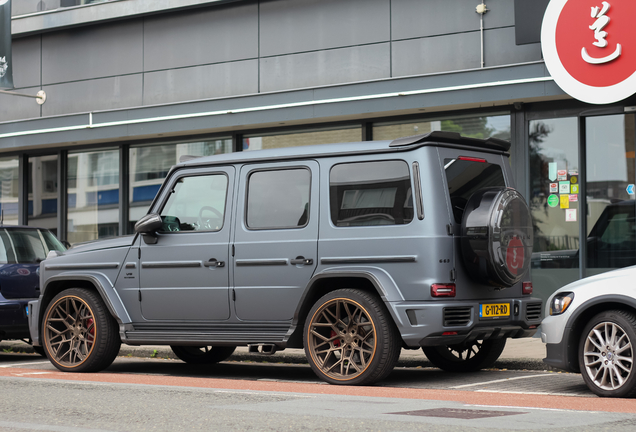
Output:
(560, 195), (570, 209)
(559, 181), (570, 194)
(566, 209), (577, 222)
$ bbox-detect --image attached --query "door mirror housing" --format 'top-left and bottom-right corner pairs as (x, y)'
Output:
(135, 214), (163, 244)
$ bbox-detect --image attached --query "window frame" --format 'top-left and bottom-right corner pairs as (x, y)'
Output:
(244, 166), (312, 231)
(156, 171), (230, 234)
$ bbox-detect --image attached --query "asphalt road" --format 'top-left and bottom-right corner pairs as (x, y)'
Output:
(1, 350), (636, 431)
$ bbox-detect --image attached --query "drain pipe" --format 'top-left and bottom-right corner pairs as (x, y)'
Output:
(476, 2), (488, 68)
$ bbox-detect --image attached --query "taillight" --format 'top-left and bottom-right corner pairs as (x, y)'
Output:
(522, 281), (533, 295)
(431, 283), (456, 297)
(458, 156), (487, 163)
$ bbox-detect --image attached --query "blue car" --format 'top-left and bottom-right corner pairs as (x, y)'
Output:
(0, 226), (66, 353)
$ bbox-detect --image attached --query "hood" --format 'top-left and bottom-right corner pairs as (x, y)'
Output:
(554, 265), (636, 294)
(63, 235), (136, 256)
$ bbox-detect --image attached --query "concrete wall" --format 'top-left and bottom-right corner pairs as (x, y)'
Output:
(2, 0), (542, 123)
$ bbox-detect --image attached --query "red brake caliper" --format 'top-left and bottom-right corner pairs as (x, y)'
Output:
(86, 318), (95, 337)
(331, 330), (341, 347)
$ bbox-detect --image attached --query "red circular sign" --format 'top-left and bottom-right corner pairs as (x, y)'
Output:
(542, 0), (636, 104)
(506, 236), (524, 276)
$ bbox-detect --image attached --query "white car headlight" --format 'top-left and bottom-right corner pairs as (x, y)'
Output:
(550, 292), (574, 315)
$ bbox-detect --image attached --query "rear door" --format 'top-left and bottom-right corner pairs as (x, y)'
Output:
(232, 161), (319, 321)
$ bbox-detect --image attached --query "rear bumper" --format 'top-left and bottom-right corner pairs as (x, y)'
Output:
(390, 296), (543, 347)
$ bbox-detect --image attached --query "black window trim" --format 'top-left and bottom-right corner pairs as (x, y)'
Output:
(244, 165), (313, 231)
(156, 171), (230, 234)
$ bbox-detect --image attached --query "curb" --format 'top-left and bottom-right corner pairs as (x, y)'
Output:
(1, 341), (551, 371)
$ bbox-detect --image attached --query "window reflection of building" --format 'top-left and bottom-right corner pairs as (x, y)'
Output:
(28, 155), (59, 234)
(67, 149), (119, 244)
(0, 157), (19, 226)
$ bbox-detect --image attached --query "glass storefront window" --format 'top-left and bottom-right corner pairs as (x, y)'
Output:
(373, 114), (511, 142)
(67, 149), (120, 244)
(0, 157), (19, 226)
(585, 114), (636, 274)
(27, 155), (59, 234)
(129, 139), (233, 231)
(243, 127), (362, 151)
(529, 118), (580, 302)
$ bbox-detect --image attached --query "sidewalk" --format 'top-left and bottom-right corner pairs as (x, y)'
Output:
(0, 337), (548, 370)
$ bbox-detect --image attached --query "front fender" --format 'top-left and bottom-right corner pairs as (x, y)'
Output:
(32, 272), (132, 345)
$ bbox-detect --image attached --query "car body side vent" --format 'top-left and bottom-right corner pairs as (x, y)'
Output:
(443, 307), (472, 327)
(526, 302), (542, 321)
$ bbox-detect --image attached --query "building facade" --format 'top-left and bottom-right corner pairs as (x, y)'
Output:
(1, 0), (635, 303)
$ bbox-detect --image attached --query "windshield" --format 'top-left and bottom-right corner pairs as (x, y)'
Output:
(0, 228), (66, 264)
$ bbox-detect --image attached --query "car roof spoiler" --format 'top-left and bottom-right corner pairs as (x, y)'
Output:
(389, 131), (511, 152)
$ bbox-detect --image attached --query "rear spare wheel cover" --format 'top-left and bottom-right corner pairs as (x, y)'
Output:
(461, 187), (532, 287)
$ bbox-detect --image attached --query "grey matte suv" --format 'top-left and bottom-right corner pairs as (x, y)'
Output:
(28, 132), (541, 385)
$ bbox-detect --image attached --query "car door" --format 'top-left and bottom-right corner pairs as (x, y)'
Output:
(139, 167), (234, 321)
(232, 161), (319, 321)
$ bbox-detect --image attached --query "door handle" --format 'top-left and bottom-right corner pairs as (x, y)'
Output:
(290, 256), (313, 266)
(203, 259), (225, 268)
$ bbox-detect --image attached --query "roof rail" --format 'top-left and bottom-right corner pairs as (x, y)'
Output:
(389, 131), (511, 152)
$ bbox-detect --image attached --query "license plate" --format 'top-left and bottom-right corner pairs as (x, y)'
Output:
(480, 303), (510, 319)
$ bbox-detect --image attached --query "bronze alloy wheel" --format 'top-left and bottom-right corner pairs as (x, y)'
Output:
(43, 288), (121, 373)
(305, 292), (388, 384)
(44, 295), (97, 368)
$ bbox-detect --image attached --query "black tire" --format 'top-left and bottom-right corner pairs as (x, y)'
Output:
(42, 288), (121, 372)
(170, 345), (236, 364)
(423, 338), (506, 372)
(578, 310), (636, 398)
(303, 289), (401, 385)
(461, 187), (533, 287)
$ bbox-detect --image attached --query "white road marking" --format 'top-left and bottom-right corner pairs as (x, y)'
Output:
(466, 404), (601, 413)
(450, 373), (552, 389)
(474, 389), (592, 397)
(13, 372), (52, 376)
(0, 360), (51, 368)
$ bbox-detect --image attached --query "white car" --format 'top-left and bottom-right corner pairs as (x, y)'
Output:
(542, 265), (636, 397)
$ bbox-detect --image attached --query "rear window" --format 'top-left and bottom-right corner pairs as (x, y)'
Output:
(330, 160), (413, 227)
(444, 158), (505, 224)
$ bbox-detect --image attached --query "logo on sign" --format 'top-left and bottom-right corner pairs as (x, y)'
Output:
(506, 236), (525, 275)
(0, 57), (7, 79)
(17, 268), (30, 276)
(542, 0), (636, 104)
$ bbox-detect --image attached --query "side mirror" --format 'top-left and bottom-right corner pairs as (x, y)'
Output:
(135, 213), (163, 244)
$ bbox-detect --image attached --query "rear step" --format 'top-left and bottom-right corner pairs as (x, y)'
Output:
(247, 343), (278, 355)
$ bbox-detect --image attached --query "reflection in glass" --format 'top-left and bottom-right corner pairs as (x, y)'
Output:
(160, 174), (228, 233)
(67, 149), (119, 244)
(243, 127), (362, 151)
(329, 161), (413, 227)
(28, 155), (59, 234)
(373, 114), (510, 141)
(0, 157), (19, 226)
(585, 114), (636, 273)
(129, 139), (232, 232)
(529, 118), (580, 302)
(247, 169), (310, 229)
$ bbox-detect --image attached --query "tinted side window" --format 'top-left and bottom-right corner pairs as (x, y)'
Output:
(330, 161), (413, 227)
(160, 174), (228, 232)
(444, 158), (505, 224)
(247, 169), (311, 229)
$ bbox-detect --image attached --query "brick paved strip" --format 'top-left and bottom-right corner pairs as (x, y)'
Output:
(2, 366), (635, 413)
